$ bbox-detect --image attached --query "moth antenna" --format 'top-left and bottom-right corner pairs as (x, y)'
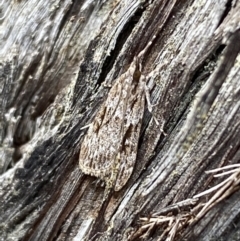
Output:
(138, 35), (156, 61)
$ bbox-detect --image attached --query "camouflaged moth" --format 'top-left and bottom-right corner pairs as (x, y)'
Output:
(79, 37), (155, 191)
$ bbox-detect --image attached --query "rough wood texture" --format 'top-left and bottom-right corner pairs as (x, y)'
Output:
(0, 0), (240, 240)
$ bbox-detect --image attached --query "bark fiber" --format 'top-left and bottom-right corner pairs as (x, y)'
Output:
(0, 0), (240, 240)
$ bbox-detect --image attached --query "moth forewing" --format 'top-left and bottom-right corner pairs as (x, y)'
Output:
(79, 39), (154, 191)
(79, 62), (138, 183)
(114, 75), (146, 191)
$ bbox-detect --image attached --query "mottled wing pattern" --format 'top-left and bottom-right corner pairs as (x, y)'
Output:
(114, 76), (146, 191)
(79, 36), (157, 191)
(79, 61), (142, 189)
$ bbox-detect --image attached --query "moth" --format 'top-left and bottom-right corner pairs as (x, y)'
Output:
(79, 37), (155, 191)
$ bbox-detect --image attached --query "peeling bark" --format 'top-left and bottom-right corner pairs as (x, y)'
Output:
(0, 0), (240, 240)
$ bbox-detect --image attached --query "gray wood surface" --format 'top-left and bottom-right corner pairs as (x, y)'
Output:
(0, 0), (240, 240)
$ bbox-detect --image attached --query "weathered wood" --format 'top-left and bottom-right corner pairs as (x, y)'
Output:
(0, 0), (240, 240)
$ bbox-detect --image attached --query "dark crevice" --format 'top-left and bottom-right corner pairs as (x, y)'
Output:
(165, 43), (225, 139)
(217, 0), (233, 28)
(141, 43), (228, 198)
(143, 43), (226, 170)
(73, 2), (150, 106)
(96, 5), (148, 87)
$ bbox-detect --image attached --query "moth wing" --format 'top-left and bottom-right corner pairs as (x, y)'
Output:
(79, 74), (130, 182)
(114, 79), (145, 191)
